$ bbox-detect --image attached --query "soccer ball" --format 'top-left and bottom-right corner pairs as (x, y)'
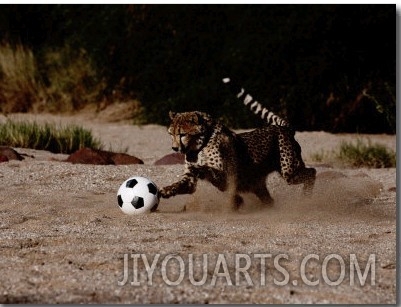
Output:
(117, 176), (159, 215)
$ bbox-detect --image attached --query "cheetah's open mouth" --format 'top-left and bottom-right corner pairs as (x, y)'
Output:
(179, 147), (188, 154)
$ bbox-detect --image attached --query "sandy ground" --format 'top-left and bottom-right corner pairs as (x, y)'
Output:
(0, 112), (396, 304)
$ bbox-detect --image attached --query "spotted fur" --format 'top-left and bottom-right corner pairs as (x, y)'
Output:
(160, 108), (316, 210)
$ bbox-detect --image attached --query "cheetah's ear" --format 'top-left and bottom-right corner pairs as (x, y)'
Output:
(194, 111), (211, 125)
(169, 111), (176, 120)
(189, 113), (199, 124)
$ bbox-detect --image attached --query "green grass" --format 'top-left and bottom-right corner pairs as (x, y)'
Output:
(0, 120), (102, 154)
(312, 138), (396, 168)
(336, 139), (396, 168)
(310, 149), (329, 163)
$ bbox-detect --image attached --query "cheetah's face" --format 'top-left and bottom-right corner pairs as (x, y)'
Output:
(167, 111), (211, 154)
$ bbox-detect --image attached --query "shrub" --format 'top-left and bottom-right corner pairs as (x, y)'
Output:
(0, 43), (46, 113)
(41, 45), (106, 112)
(0, 43), (105, 114)
(0, 120), (102, 154)
(336, 139), (396, 168)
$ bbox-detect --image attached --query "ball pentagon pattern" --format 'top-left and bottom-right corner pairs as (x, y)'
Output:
(117, 176), (159, 215)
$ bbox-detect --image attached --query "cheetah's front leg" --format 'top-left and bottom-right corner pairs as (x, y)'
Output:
(159, 173), (198, 198)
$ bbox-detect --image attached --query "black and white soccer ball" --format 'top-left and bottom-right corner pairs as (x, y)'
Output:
(117, 176), (159, 215)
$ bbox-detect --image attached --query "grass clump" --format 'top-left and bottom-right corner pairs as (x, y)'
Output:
(336, 139), (396, 168)
(42, 45), (105, 112)
(311, 138), (396, 168)
(0, 43), (46, 113)
(0, 120), (102, 154)
(0, 43), (106, 114)
(310, 149), (330, 163)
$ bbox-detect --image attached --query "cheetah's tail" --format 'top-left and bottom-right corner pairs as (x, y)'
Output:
(222, 77), (290, 127)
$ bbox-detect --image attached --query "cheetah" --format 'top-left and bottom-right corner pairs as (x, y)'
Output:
(159, 78), (316, 209)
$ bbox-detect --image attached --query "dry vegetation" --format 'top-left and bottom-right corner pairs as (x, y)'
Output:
(0, 43), (121, 116)
(0, 43), (45, 113)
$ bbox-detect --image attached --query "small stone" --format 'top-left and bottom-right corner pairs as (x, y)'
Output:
(0, 146), (24, 161)
(0, 155), (8, 163)
(66, 148), (143, 165)
(154, 153), (185, 165)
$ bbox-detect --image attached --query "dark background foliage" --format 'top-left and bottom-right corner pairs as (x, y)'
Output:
(0, 4), (395, 132)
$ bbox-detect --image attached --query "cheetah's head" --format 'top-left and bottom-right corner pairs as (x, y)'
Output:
(167, 111), (213, 154)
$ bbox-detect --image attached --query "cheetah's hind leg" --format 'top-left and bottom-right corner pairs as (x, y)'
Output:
(282, 167), (317, 197)
(231, 194), (244, 211)
(251, 178), (274, 206)
(302, 167), (316, 196)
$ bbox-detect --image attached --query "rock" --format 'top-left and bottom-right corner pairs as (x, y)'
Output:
(66, 148), (143, 165)
(66, 148), (113, 165)
(0, 146), (24, 161)
(0, 155), (9, 163)
(154, 153), (185, 165)
(110, 153), (144, 165)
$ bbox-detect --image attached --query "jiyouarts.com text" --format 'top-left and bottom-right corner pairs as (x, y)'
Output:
(117, 253), (375, 287)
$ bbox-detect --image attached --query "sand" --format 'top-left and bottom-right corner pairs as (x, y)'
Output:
(0, 112), (396, 304)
